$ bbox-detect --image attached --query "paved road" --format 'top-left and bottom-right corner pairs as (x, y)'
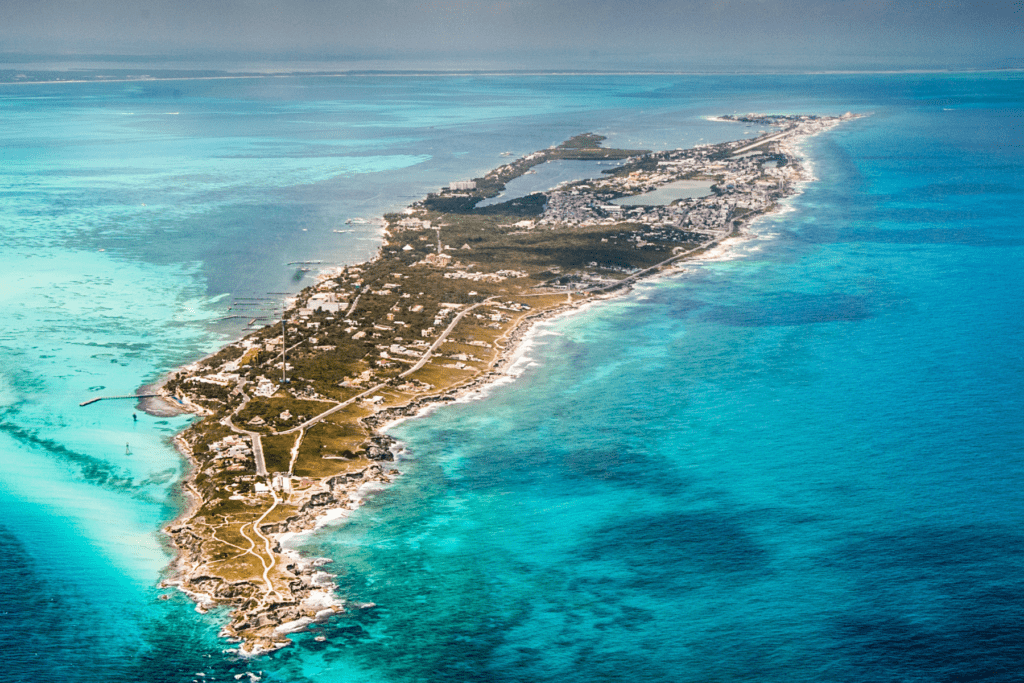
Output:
(221, 390), (269, 477)
(586, 223), (734, 295)
(276, 383), (386, 435)
(400, 301), (485, 378)
(276, 300), (490, 435)
(250, 432), (268, 477)
(346, 293), (362, 317)
(730, 128), (794, 156)
(268, 226), (737, 441)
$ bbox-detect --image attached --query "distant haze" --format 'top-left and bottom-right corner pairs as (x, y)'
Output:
(1, 0), (1021, 70)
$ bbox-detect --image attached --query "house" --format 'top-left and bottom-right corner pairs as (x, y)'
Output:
(307, 292), (345, 313)
(424, 253), (452, 267)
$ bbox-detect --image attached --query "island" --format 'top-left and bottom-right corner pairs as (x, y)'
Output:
(154, 112), (857, 655)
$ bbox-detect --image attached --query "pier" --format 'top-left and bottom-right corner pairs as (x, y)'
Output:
(79, 394), (158, 407)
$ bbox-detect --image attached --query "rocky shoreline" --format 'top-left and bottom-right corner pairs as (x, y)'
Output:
(153, 282), (620, 655)
(153, 114), (858, 656)
(161, 456), (398, 655)
(156, 225), (737, 656)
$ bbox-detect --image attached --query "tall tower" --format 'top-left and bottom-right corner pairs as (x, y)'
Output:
(280, 319), (289, 384)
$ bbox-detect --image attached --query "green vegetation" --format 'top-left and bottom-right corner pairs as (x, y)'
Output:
(236, 397), (334, 432)
(423, 132), (648, 214)
(161, 117), (836, 652)
(261, 433), (298, 473)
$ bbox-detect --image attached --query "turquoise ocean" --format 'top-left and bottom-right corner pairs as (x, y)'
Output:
(1, 73), (1022, 681)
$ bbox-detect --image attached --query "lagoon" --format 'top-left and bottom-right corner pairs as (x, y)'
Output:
(611, 178), (715, 205)
(477, 158), (625, 207)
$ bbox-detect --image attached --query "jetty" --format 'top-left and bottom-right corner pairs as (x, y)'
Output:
(80, 394), (158, 407)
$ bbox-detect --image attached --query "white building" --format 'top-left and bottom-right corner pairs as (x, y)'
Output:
(307, 292), (345, 313)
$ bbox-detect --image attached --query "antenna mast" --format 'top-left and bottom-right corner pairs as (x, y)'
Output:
(281, 318), (288, 383)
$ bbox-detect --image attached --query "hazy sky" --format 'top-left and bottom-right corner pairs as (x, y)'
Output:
(1, 0), (1021, 70)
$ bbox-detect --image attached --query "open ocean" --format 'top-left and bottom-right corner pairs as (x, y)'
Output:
(1, 72), (1022, 682)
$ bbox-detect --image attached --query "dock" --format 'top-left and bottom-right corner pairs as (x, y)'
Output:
(79, 394), (159, 407)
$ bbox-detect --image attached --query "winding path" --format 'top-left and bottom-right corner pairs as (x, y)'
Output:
(236, 490), (281, 596)
(254, 491), (280, 595)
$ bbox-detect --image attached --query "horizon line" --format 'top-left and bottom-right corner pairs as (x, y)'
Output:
(2, 67), (1022, 87)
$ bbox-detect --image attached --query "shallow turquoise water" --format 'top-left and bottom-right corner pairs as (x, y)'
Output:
(1, 73), (1022, 681)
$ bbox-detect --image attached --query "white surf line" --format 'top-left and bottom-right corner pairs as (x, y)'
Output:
(274, 182), (774, 439)
(282, 205), (738, 437)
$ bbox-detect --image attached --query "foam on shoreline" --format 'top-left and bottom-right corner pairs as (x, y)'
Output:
(158, 116), (848, 653)
(373, 118), (856, 439)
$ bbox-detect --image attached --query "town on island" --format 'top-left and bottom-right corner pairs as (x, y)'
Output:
(138, 112), (857, 655)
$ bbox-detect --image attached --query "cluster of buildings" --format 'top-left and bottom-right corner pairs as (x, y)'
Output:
(205, 435), (254, 480)
(532, 116), (852, 244)
(537, 146), (796, 238)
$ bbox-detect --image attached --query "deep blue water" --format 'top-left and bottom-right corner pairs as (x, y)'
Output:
(1, 72), (1021, 682)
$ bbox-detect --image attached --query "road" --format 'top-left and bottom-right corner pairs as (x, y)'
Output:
(399, 301), (486, 377)
(730, 127), (794, 156)
(276, 300), (489, 435)
(250, 432), (267, 477)
(262, 227), (735, 441)
(586, 222), (735, 295)
(275, 382), (386, 435)
(253, 490), (280, 595)
(221, 390), (269, 476)
(237, 489), (280, 595)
